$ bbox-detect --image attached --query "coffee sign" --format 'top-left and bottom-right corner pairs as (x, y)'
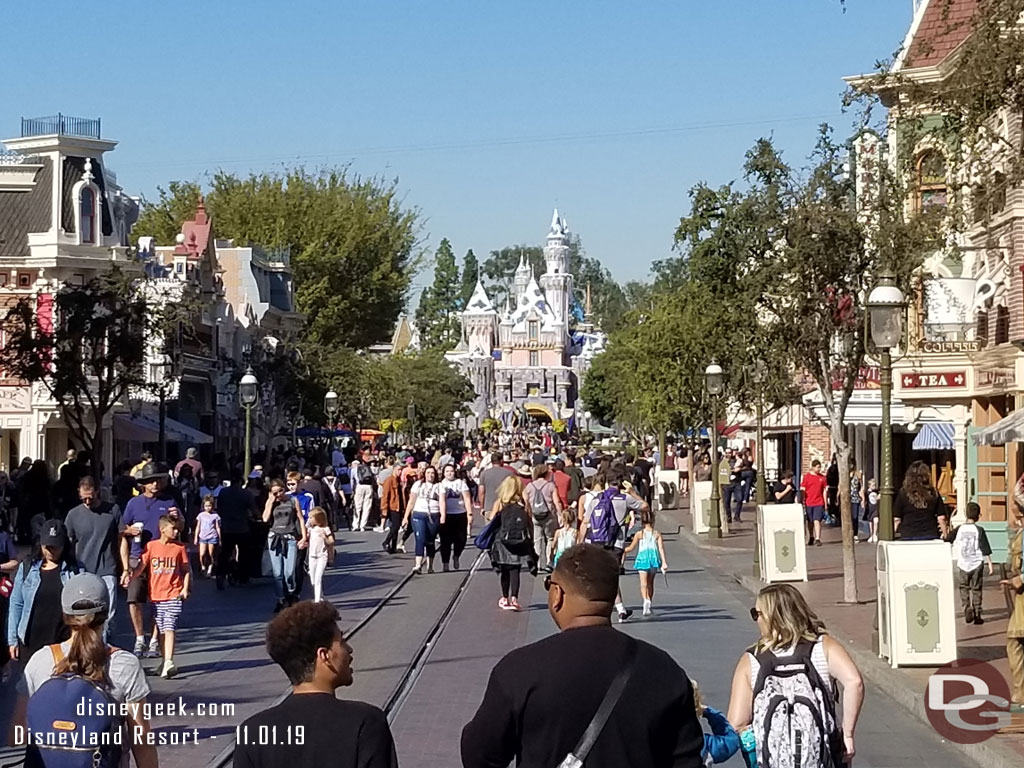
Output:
(919, 340), (980, 354)
(900, 371), (967, 389)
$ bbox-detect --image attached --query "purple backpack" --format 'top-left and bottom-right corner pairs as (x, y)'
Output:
(589, 488), (623, 545)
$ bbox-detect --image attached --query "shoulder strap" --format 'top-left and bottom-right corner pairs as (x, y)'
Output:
(569, 640), (638, 763)
(49, 643), (65, 665)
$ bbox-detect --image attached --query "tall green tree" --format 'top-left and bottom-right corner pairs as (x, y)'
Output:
(133, 167), (422, 349)
(415, 238), (462, 350)
(372, 351), (474, 437)
(460, 248), (479, 308)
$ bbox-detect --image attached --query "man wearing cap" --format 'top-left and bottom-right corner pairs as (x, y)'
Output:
(120, 462), (180, 659)
(175, 446), (204, 484)
(64, 476), (122, 640)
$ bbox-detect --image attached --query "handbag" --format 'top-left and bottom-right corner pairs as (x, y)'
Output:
(557, 639), (637, 768)
(473, 513), (501, 550)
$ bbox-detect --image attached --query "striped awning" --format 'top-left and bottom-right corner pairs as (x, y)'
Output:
(912, 422), (955, 451)
(972, 410), (1024, 446)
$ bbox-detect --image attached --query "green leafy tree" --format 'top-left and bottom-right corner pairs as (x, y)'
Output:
(132, 167), (422, 349)
(372, 351), (474, 437)
(460, 249), (479, 308)
(0, 268), (163, 479)
(415, 238), (462, 350)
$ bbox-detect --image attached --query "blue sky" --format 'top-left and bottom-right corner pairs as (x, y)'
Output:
(1, 1), (911, 297)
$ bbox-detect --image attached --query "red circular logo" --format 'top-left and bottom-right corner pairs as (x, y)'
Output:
(924, 658), (1010, 743)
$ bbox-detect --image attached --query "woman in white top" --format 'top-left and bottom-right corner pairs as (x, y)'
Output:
(576, 472), (605, 530)
(438, 463), (473, 572)
(727, 583), (864, 767)
(403, 466), (445, 575)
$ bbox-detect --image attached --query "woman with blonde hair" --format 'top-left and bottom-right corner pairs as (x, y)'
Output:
(727, 583), (863, 768)
(487, 475), (535, 611)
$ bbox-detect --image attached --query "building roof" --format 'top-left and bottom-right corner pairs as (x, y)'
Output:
(509, 274), (557, 331)
(465, 279), (497, 314)
(0, 156), (51, 259)
(181, 197), (212, 257)
(901, 0), (978, 69)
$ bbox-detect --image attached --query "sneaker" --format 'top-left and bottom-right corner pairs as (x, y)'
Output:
(510, 597), (521, 611)
(499, 597), (515, 610)
(133, 638), (146, 658)
(965, 606), (976, 624)
(161, 660), (178, 679)
(642, 601), (652, 617)
(145, 639), (161, 659)
(398, 542), (406, 554)
(412, 564), (422, 575)
(975, 615), (985, 625)
(617, 609), (633, 623)
(427, 562), (435, 574)
(853, 535), (860, 543)
(442, 563), (450, 572)
(807, 538), (815, 546)
(452, 556), (460, 570)
(815, 540), (823, 547)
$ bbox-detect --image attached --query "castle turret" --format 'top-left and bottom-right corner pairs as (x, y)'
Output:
(513, 251), (532, 304)
(540, 209), (573, 331)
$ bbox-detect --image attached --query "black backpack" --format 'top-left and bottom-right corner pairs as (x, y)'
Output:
(357, 464), (375, 485)
(499, 503), (532, 555)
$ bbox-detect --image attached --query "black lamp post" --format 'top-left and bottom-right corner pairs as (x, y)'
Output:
(239, 367), (259, 478)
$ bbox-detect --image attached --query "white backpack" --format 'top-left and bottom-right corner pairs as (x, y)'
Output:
(750, 640), (844, 768)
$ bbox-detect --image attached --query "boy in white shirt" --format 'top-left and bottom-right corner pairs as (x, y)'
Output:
(951, 502), (994, 625)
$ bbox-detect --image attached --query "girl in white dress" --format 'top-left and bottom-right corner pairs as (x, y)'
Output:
(306, 507), (335, 602)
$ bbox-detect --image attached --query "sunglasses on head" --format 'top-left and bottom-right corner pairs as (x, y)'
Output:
(749, 607), (762, 622)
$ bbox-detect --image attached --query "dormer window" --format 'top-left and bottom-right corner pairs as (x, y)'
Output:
(528, 321), (539, 340)
(80, 188), (95, 243)
(71, 158), (102, 246)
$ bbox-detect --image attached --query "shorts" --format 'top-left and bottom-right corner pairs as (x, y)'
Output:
(805, 505), (825, 523)
(154, 598), (183, 632)
(126, 559), (148, 604)
(199, 537), (220, 545)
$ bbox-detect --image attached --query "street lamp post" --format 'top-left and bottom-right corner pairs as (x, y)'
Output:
(705, 362), (724, 540)
(751, 359), (767, 578)
(324, 389), (339, 453)
(453, 410), (462, 442)
(239, 367), (259, 478)
(867, 273), (905, 542)
(407, 402), (416, 444)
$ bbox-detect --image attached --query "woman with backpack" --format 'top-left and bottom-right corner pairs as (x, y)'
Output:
(15, 572), (158, 768)
(488, 475), (536, 611)
(525, 464), (562, 573)
(727, 583), (864, 768)
(7, 519), (83, 664)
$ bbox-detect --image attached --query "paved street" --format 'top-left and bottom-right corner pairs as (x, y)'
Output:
(1, 521), (979, 768)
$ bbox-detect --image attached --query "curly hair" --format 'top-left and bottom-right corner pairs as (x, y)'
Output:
(266, 601), (341, 684)
(901, 460), (937, 509)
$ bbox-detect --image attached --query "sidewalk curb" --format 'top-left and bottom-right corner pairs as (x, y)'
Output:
(727, 569), (1022, 768)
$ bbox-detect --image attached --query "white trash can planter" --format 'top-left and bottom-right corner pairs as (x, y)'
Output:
(757, 503), (807, 583)
(876, 540), (957, 668)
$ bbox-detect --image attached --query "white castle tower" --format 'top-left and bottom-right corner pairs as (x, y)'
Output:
(513, 251), (532, 304)
(540, 208), (573, 332)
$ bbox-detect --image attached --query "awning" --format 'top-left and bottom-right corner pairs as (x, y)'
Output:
(114, 413), (212, 445)
(912, 422), (955, 451)
(972, 410), (1024, 446)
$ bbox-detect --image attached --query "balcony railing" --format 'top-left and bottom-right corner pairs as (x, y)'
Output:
(20, 114), (101, 140)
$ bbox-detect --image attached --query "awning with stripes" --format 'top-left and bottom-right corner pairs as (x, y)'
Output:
(972, 410), (1024, 446)
(912, 422), (955, 451)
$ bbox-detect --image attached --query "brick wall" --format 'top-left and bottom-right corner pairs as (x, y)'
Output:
(802, 424), (833, 470)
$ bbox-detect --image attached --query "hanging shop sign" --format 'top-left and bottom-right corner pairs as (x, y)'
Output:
(900, 371), (967, 389)
(919, 340), (980, 354)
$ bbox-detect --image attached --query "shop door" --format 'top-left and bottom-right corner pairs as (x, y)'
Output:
(967, 427), (1010, 521)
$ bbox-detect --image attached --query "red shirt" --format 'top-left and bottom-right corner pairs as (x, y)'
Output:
(800, 472), (827, 507)
(141, 539), (189, 602)
(552, 470), (571, 508)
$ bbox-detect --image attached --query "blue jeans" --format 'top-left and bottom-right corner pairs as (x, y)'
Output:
(268, 536), (298, 600)
(722, 484), (742, 522)
(411, 512), (440, 558)
(102, 575), (117, 642)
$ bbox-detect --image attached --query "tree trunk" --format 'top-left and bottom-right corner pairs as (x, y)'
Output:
(90, 414), (105, 484)
(831, 427), (858, 603)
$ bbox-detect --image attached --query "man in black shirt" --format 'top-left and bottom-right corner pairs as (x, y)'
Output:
(217, 467), (255, 588)
(461, 544), (704, 767)
(773, 469), (797, 504)
(234, 601), (397, 768)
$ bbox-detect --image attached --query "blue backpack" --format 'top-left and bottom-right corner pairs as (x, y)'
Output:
(589, 488), (624, 545)
(25, 645), (122, 768)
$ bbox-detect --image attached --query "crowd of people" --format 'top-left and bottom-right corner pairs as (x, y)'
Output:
(0, 434), (876, 768)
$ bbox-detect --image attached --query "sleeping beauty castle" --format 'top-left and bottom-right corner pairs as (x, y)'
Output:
(446, 210), (606, 430)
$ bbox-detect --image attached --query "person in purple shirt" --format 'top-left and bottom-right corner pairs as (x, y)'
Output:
(119, 462), (181, 659)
